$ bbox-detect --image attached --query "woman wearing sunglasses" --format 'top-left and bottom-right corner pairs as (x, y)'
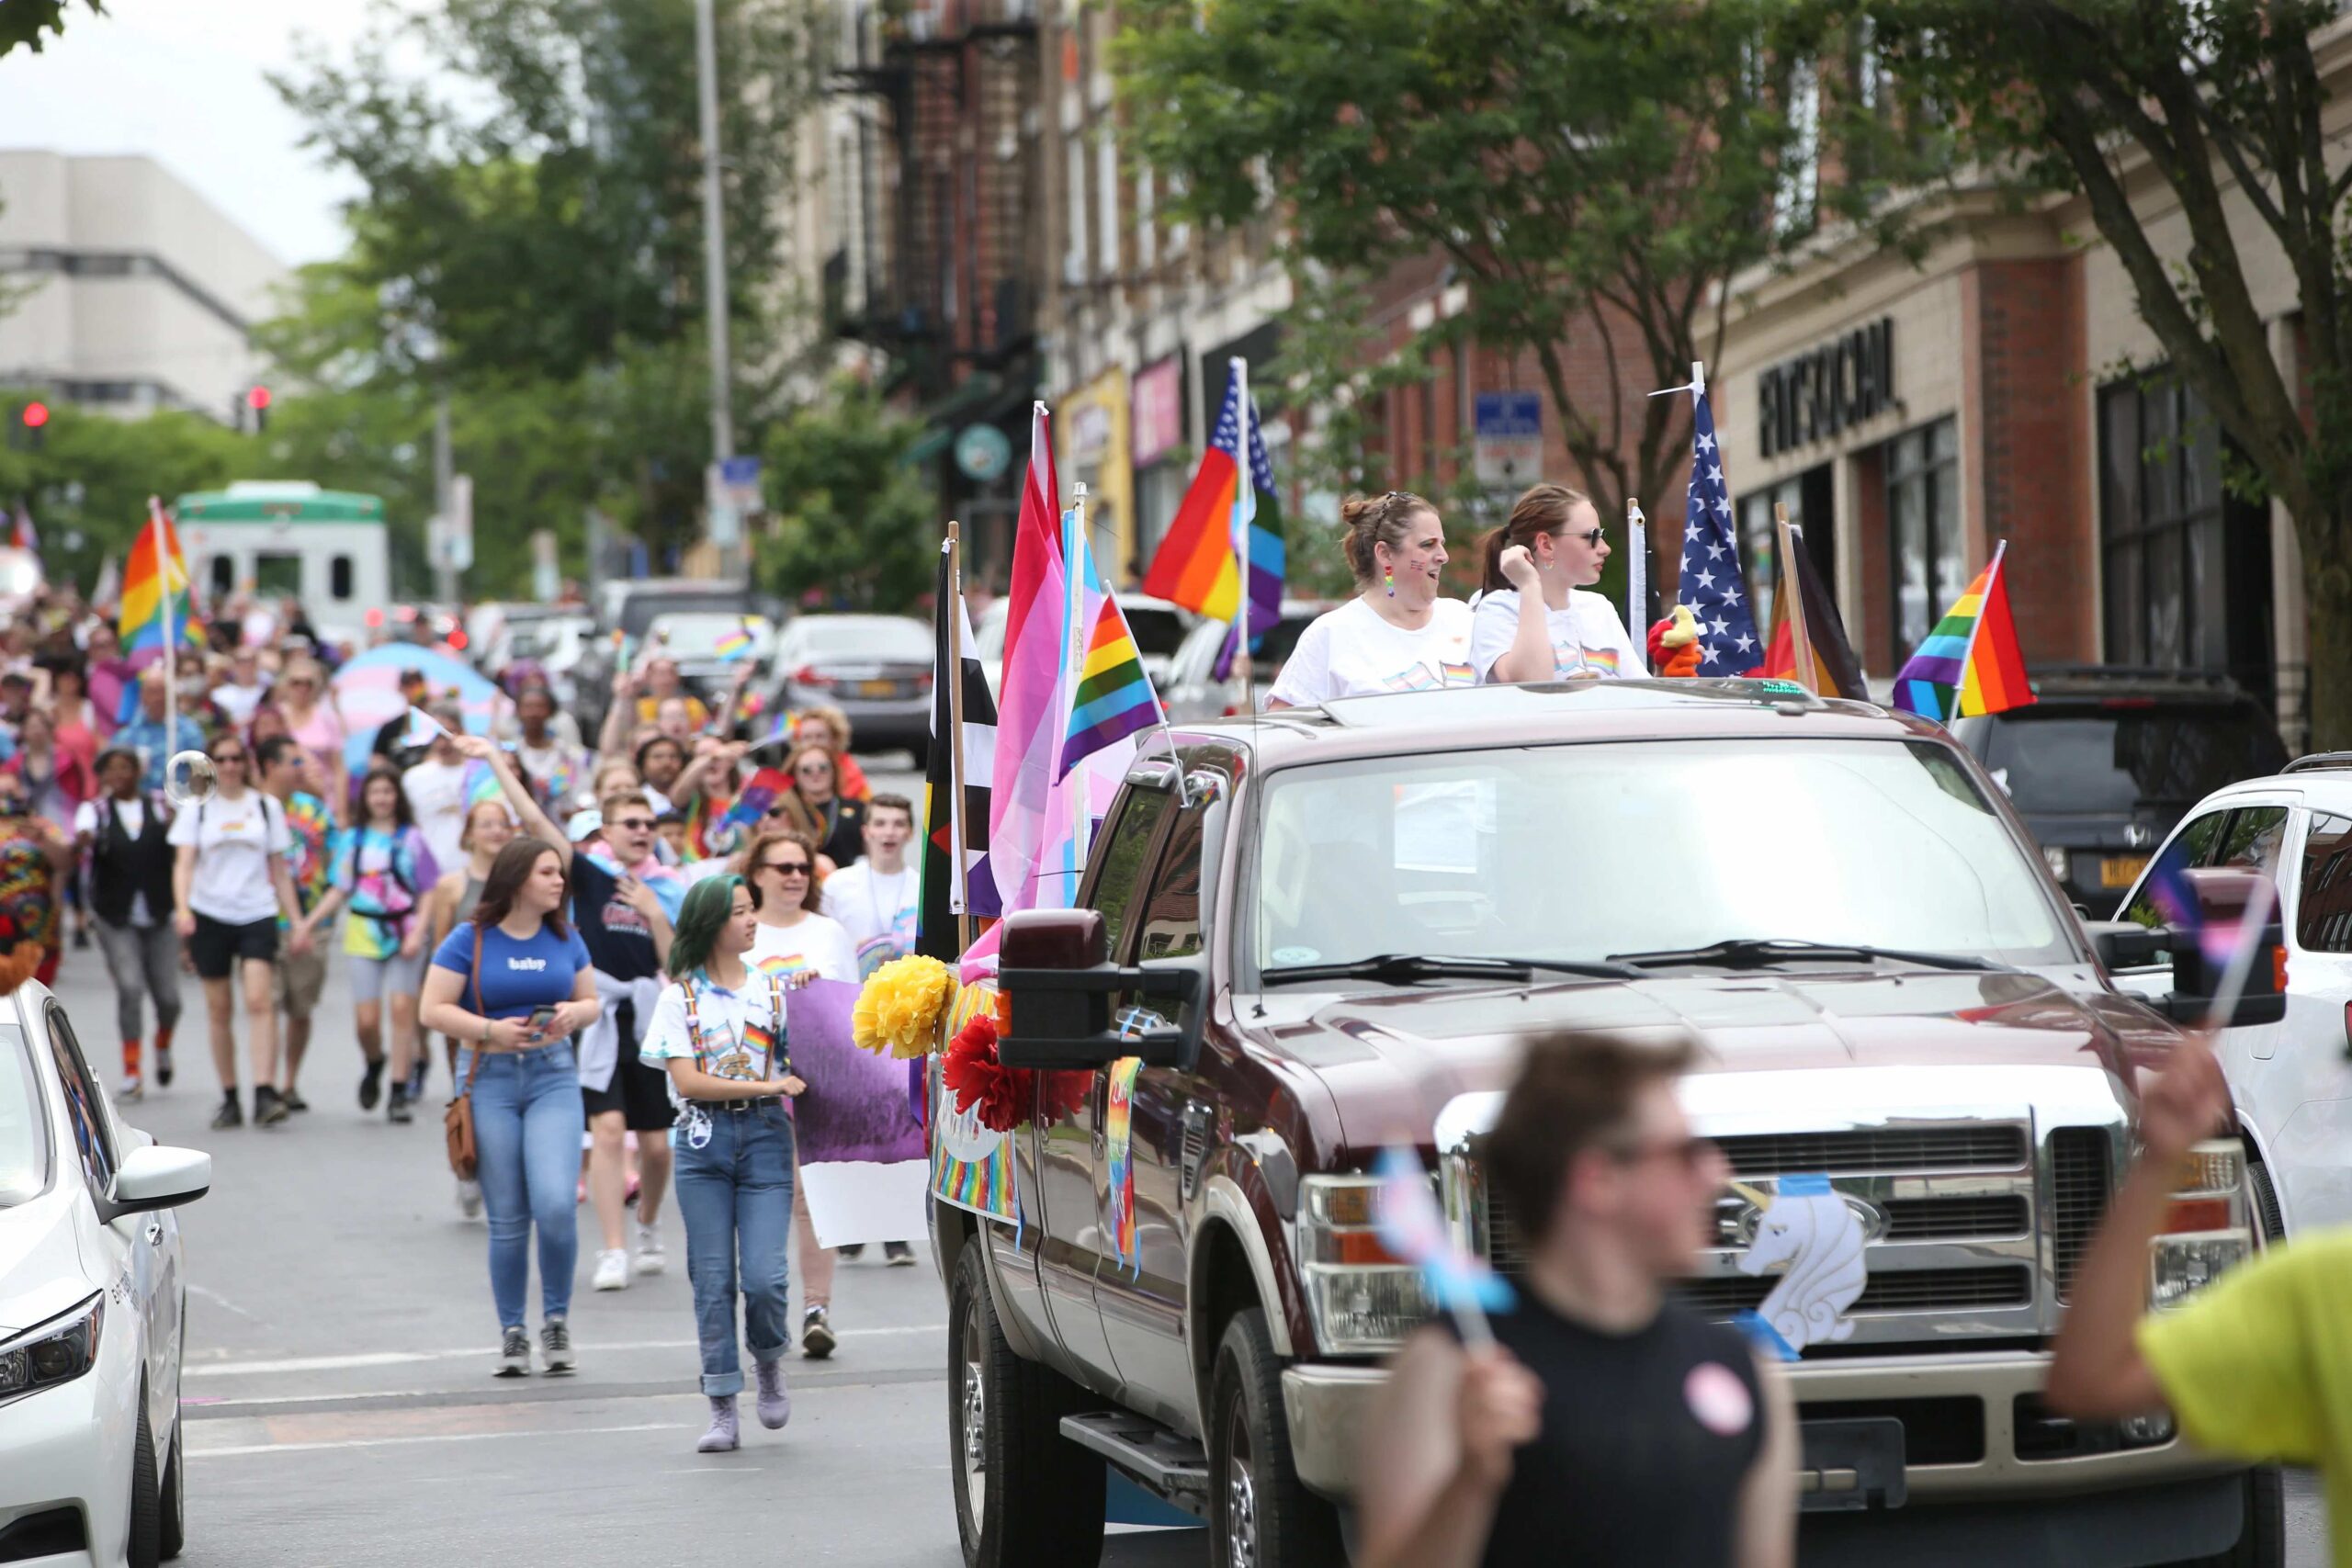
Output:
(168, 734), (309, 1129)
(1267, 492), (1477, 710)
(1471, 484), (1647, 684)
(421, 839), (601, 1378)
(735, 827), (856, 1352)
(274, 658), (350, 814)
(639, 874), (808, 1451)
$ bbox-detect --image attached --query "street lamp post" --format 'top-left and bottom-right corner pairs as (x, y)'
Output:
(694, 0), (741, 581)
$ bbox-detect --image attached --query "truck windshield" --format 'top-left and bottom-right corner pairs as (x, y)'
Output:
(1250, 738), (2075, 980)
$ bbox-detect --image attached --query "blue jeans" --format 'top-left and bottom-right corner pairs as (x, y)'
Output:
(463, 1042), (584, 1331)
(672, 1101), (796, 1395)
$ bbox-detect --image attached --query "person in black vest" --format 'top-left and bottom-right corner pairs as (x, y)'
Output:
(1358, 1032), (1797, 1568)
(74, 746), (183, 1100)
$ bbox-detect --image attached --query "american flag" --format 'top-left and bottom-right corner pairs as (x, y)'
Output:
(1677, 389), (1760, 672)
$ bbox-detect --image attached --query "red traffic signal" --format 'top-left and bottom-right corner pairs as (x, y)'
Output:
(20, 401), (48, 430)
(246, 386), (272, 412)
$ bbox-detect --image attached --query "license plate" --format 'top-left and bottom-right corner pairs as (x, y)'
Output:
(2099, 855), (2149, 888)
(859, 679), (897, 699)
(1798, 1416), (1906, 1513)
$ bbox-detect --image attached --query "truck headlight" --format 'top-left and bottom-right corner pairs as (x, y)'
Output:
(2148, 1138), (2253, 1313)
(1297, 1175), (1429, 1354)
(0, 1293), (104, 1403)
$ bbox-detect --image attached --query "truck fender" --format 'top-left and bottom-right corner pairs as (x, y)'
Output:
(1193, 1172), (1295, 1359)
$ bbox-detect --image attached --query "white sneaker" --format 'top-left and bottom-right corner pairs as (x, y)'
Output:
(592, 1248), (631, 1291)
(633, 1221), (665, 1276)
(120, 1073), (143, 1103)
(457, 1178), (483, 1219)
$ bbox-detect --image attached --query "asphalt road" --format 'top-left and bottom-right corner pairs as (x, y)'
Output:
(42, 751), (2333, 1567)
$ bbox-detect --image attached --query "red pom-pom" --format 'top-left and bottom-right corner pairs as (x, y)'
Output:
(944, 1012), (1026, 1133)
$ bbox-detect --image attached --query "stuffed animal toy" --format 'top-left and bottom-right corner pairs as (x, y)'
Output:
(1646, 604), (1704, 678)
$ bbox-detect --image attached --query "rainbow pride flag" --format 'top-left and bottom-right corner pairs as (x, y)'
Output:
(119, 502), (201, 654)
(1058, 567), (1165, 776)
(1892, 542), (2036, 722)
(1143, 358), (1283, 670)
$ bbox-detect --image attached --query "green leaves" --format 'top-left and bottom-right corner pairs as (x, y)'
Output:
(758, 378), (940, 613)
(0, 0), (102, 59)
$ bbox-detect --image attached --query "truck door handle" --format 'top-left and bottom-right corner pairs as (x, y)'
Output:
(144, 1219), (163, 1247)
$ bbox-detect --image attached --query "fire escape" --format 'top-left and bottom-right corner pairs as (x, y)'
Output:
(831, 0), (1042, 419)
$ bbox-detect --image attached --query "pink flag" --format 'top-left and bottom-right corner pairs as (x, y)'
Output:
(988, 403), (1067, 915)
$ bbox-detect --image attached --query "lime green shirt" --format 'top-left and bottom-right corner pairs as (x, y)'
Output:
(2139, 1228), (2352, 1565)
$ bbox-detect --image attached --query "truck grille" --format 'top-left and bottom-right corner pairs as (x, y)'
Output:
(1716, 1125), (2028, 1175)
(1673, 1266), (2032, 1317)
(2050, 1126), (2114, 1301)
(1881, 1194), (2030, 1240)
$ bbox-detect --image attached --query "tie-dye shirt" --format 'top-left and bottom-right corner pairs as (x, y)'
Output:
(277, 791), (334, 930)
(333, 824), (439, 959)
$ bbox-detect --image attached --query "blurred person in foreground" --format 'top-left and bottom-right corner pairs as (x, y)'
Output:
(2047, 1034), (2352, 1560)
(1358, 1032), (1795, 1568)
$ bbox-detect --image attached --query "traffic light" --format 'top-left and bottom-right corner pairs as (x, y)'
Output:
(9, 400), (46, 452)
(246, 384), (271, 434)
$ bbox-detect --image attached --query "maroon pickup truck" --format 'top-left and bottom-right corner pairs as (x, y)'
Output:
(933, 680), (2279, 1568)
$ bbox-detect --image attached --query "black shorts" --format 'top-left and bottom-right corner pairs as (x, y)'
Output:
(582, 1053), (675, 1133)
(188, 914), (278, 980)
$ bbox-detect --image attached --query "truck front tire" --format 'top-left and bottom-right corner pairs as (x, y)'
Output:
(2172, 1466), (2285, 1568)
(947, 1242), (1105, 1568)
(1208, 1308), (1346, 1568)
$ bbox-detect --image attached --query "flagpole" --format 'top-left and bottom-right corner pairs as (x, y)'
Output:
(1625, 498), (1647, 651)
(946, 522), (974, 960)
(150, 497), (178, 752)
(1773, 503), (1817, 696)
(1229, 356), (1254, 696)
(1953, 540), (2008, 719)
(1066, 482), (1092, 873)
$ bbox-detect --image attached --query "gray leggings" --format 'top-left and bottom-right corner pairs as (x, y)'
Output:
(92, 918), (185, 1043)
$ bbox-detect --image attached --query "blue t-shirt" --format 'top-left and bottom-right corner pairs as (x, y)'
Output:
(429, 919), (595, 1021)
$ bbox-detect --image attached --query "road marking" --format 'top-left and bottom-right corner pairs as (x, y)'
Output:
(187, 1282), (267, 1325)
(186, 1324), (947, 1378)
(188, 1421), (688, 1460)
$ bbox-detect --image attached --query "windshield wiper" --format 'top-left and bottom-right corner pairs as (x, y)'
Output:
(1261, 953), (1638, 987)
(1604, 938), (1997, 973)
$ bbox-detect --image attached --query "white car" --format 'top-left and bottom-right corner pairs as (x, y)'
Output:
(0, 984), (211, 1566)
(2103, 757), (2352, 1245)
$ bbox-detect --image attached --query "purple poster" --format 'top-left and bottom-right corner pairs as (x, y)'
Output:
(789, 978), (928, 1166)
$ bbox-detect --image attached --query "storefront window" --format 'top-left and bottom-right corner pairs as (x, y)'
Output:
(1735, 465), (1833, 637)
(2099, 375), (2231, 672)
(1887, 417), (1962, 657)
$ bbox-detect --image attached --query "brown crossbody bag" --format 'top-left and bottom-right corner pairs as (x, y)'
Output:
(445, 925), (487, 1179)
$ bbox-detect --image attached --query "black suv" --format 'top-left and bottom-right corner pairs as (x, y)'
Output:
(1951, 667), (2288, 916)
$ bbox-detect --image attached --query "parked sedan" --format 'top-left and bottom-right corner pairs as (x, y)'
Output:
(1, 985), (212, 1566)
(1951, 667), (2289, 913)
(767, 614), (935, 762)
(645, 610), (780, 698)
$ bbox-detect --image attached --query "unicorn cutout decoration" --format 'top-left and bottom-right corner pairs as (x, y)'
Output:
(1731, 1173), (1868, 1358)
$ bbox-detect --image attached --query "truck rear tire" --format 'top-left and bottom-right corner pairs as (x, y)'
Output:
(947, 1242), (1105, 1568)
(2172, 1466), (2284, 1568)
(1207, 1308), (1346, 1568)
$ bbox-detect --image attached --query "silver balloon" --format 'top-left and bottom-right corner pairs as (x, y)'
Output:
(164, 750), (218, 807)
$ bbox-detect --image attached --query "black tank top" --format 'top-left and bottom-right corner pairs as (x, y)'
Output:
(1467, 1293), (1766, 1567)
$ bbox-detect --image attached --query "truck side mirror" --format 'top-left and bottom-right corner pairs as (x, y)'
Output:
(2086, 921), (2167, 970)
(999, 908), (1204, 1071)
(2154, 922), (2289, 1029)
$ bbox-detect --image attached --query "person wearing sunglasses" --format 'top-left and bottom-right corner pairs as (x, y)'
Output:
(168, 734), (310, 1129)
(1267, 491), (1477, 710)
(456, 734), (678, 1292)
(275, 657), (349, 816)
(639, 874), (808, 1452)
(1471, 483), (1646, 685)
(735, 826), (857, 1351)
(1358, 1031), (1795, 1568)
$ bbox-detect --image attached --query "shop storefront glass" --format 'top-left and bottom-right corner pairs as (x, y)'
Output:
(1736, 465), (1834, 637)
(1888, 417), (1963, 656)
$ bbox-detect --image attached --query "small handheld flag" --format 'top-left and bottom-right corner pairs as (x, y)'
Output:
(1374, 1145), (1513, 1345)
(714, 622), (756, 662)
(718, 766), (789, 839)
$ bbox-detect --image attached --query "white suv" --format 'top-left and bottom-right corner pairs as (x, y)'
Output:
(2106, 757), (2352, 1242)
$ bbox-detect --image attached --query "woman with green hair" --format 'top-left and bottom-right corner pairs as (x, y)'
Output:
(636, 873), (808, 1453)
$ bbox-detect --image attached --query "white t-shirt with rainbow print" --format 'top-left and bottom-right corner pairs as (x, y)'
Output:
(1467, 588), (1646, 683)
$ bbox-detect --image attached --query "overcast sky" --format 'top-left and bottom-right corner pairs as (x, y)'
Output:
(0, 0), (416, 265)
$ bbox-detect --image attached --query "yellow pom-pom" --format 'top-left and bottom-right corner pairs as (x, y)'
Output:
(852, 954), (956, 1058)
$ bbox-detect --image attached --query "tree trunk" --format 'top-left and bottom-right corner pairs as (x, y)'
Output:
(2297, 502), (2352, 755)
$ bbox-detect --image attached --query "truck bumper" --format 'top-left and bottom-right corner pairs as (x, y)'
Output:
(1282, 1349), (2244, 1511)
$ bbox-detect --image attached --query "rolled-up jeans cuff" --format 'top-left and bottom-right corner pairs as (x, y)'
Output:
(751, 1342), (789, 1367)
(700, 1369), (745, 1397)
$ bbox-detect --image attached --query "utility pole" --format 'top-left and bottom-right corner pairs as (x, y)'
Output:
(432, 393), (456, 605)
(694, 0), (741, 581)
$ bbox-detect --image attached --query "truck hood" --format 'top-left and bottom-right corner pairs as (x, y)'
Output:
(1247, 969), (2175, 1153)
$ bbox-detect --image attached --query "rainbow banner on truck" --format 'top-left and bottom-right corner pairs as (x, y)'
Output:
(930, 982), (1020, 1228)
